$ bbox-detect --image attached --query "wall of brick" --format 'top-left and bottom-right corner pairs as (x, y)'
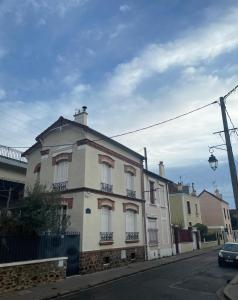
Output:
(80, 246), (145, 274)
(0, 257), (67, 294)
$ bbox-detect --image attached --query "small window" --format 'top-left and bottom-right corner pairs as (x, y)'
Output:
(187, 201), (191, 214)
(130, 252), (136, 260)
(195, 204), (198, 215)
(224, 208), (227, 219)
(189, 222), (192, 227)
(150, 181), (155, 204)
(160, 185), (166, 207)
(103, 256), (110, 264)
(227, 209), (230, 219)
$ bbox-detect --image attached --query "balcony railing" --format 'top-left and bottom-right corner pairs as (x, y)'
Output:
(126, 232), (139, 241)
(52, 181), (68, 192)
(148, 229), (158, 245)
(0, 144), (27, 162)
(100, 232), (113, 242)
(101, 182), (113, 193)
(127, 189), (136, 198)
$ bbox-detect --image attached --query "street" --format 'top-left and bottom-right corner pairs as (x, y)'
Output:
(60, 249), (237, 300)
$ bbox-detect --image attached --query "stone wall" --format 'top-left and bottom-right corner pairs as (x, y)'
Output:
(80, 246), (145, 274)
(0, 257), (67, 294)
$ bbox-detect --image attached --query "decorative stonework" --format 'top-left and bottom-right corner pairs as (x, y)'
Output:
(80, 246), (144, 274)
(40, 149), (50, 156)
(61, 197), (73, 209)
(33, 163), (41, 173)
(0, 258), (67, 295)
(123, 203), (139, 213)
(52, 153), (72, 165)
(124, 165), (136, 176)
(98, 154), (115, 168)
(98, 198), (115, 210)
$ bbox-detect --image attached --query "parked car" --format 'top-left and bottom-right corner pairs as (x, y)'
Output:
(218, 242), (238, 267)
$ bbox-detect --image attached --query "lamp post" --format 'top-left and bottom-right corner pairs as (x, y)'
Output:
(208, 153), (218, 171)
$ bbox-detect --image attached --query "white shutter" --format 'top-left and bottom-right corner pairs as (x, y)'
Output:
(54, 161), (68, 183)
(126, 173), (134, 190)
(101, 207), (110, 232)
(101, 164), (111, 184)
(126, 210), (136, 232)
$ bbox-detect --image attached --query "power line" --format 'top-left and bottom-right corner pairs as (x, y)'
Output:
(225, 107), (238, 143)
(4, 100), (218, 149)
(224, 84), (238, 100)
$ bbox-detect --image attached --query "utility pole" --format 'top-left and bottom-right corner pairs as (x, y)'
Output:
(220, 97), (238, 208)
(144, 147), (148, 170)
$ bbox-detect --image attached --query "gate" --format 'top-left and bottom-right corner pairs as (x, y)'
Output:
(0, 233), (80, 277)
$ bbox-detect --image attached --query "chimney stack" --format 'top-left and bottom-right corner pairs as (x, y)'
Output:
(215, 188), (222, 199)
(159, 161), (165, 177)
(74, 106), (88, 126)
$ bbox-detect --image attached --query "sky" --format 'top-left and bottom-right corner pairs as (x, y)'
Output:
(0, 0), (238, 207)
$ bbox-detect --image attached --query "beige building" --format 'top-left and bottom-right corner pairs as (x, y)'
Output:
(169, 183), (202, 229)
(22, 107), (145, 273)
(144, 166), (173, 260)
(198, 189), (233, 241)
(0, 145), (26, 211)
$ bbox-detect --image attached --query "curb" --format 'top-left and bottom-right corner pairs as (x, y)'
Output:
(45, 246), (220, 300)
(223, 275), (238, 300)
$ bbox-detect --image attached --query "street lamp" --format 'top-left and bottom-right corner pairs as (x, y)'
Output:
(208, 153), (218, 171)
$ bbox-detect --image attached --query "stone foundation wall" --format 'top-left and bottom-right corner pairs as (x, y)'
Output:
(80, 246), (145, 274)
(0, 257), (67, 294)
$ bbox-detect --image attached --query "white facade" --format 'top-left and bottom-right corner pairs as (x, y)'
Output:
(144, 170), (173, 260)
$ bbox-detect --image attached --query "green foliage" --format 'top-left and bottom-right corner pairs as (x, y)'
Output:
(203, 232), (217, 241)
(0, 183), (69, 236)
(194, 223), (208, 239)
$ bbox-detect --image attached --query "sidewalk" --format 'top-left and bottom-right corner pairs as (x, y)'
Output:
(223, 275), (238, 300)
(0, 246), (220, 300)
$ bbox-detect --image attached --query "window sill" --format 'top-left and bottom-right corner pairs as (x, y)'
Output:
(99, 241), (114, 245)
(125, 240), (139, 244)
(149, 243), (159, 247)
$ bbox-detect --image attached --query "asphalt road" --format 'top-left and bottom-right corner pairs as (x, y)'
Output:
(61, 249), (238, 300)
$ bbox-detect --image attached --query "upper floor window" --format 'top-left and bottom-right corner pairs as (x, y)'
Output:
(187, 201), (191, 214)
(54, 160), (69, 183)
(224, 208), (227, 219)
(227, 209), (230, 219)
(195, 204), (199, 216)
(150, 181), (155, 204)
(34, 163), (41, 183)
(101, 163), (113, 192)
(159, 185), (166, 207)
(126, 172), (136, 198)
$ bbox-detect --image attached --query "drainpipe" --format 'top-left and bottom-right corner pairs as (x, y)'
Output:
(141, 162), (148, 261)
(166, 184), (174, 256)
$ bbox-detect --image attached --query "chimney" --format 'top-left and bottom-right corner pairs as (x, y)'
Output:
(159, 161), (165, 177)
(177, 182), (183, 192)
(191, 182), (197, 196)
(74, 106), (88, 125)
(215, 188), (222, 199)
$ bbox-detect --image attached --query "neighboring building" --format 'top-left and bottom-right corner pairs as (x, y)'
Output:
(198, 189), (233, 241)
(169, 182), (202, 229)
(143, 163), (173, 260)
(0, 145), (27, 212)
(22, 107), (146, 273)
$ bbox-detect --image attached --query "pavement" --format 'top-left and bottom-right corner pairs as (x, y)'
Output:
(0, 246), (222, 300)
(223, 275), (238, 300)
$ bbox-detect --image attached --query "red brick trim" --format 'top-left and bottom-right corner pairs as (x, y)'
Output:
(40, 149), (49, 156)
(77, 139), (142, 168)
(52, 153), (72, 165)
(33, 163), (41, 173)
(124, 165), (136, 175)
(98, 154), (115, 168)
(125, 240), (139, 244)
(61, 197), (73, 209)
(99, 241), (114, 245)
(98, 198), (115, 210)
(123, 203), (139, 213)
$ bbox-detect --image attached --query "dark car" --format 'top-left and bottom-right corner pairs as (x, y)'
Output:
(218, 242), (238, 267)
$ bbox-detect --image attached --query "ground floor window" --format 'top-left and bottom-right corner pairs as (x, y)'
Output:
(148, 218), (158, 245)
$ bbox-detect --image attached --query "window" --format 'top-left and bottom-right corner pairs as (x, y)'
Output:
(126, 172), (136, 197)
(34, 163), (41, 183)
(58, 205), (67, 232)
(100, 206), (113, 242)
(229, 224), (232, 235)
(224, 208), (227, 219)
(54, 160), (69, 183)
(160, 185), (166, 207)
(187, 201), (191, 214)
(101, 163), (112, 192)
(148, 218), (158, 245)
(150, 181), (155, 204)
(227, 209), (230, 219)
(189, 222), (192, 227)
(195, 204), (199, 216)
(125, 209), (138, 241)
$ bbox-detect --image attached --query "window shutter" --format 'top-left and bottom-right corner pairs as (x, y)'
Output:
(101, 164), (111, 184)
(101, 207), (110, 232)
(54, 161), (69, 183)
(126, 210), (136, 232)
(126, 173), (134, 190)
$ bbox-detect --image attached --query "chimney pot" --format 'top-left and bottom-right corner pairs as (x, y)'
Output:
(74, 106), (88, 125)
(159, 161), (165, 177)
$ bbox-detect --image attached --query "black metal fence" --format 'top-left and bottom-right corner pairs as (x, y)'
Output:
(0, 233), (80, 276)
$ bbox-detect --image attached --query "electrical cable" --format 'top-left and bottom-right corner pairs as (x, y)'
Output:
(3, 100), (218, 150)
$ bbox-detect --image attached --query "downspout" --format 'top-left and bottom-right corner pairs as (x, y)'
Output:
(166, 184), (174, 256)
(141, 162), (148, 261)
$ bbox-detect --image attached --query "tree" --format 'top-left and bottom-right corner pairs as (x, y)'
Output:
(0, 183), (70, 236)
(194, 223), (208, 239)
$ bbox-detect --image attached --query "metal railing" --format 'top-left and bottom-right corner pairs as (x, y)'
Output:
(125, 232), (139, 241)
(100, 232), (113, 241)
(52, 181), (68, 192)
(101, 182), (113, 193)
(127, 189), (136, 198)
(0, 145), (27, 162)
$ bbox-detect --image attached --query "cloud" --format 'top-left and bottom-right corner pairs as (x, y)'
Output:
(0, 88), (6, 99)
(119, 4), (131, 13)
(106, 8), (238, 97)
